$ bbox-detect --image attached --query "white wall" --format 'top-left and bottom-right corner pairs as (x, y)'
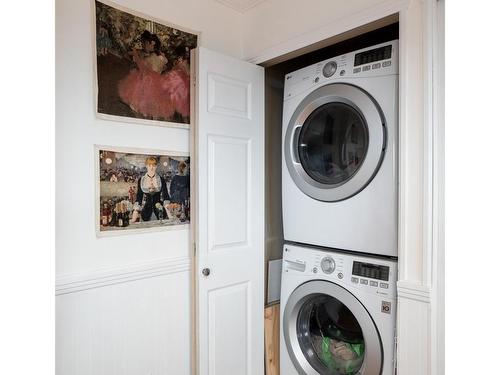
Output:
(56, 0), (242, 374)
(241, 0), (388, 60)
(56, 0), (243, 276)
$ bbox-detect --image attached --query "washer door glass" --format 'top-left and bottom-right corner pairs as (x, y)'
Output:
(298, 102), (368, 185)
(297, 294), (365, 375)
(283, 280), (382, 375)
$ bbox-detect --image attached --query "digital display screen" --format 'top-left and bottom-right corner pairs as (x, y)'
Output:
(352, 261), (390, 281)
(354, 45), (392, 66)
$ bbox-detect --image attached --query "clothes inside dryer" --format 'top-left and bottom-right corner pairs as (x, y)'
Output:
(297, 294), (365, 375)
(298, 102), (368, 186)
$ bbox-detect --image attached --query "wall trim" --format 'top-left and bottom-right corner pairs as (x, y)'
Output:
(56, 256), (191, 296)
(397, 281), (431, 303)
(397, 289), (431, 375)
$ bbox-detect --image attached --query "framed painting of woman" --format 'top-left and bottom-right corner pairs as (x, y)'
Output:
(95, 145), (190, 236)
(92, 0), (199, 128)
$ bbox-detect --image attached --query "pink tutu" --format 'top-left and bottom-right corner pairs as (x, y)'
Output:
(162, 64), (190, 117)
(118, 57), (189, 120)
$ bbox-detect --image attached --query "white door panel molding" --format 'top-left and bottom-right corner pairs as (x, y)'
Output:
(194, 47), (265, 375)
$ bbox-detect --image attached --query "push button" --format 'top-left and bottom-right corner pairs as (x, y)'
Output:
(362, 65), (370, 71)
(380, 283), (389, 289)
(351, 277), (359, 284)
(372, 63), (381, 69)
(353, 67), (361, 73)
(382, 61), (392, 67)
(370, 281), (378, 287)
(360, 279), (368, 285)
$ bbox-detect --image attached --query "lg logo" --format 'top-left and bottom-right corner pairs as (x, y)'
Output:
(381, 301), (391, 314)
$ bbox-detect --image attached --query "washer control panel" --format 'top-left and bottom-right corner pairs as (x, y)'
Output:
(283, 244), (397, 298)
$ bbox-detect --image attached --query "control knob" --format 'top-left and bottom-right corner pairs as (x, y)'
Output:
(322, 61), (337, 78)
(320, 257), (335, 274)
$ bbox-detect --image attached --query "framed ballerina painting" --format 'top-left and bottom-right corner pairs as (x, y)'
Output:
(95, 146), (190, 236)
(93, 0), (199, 128)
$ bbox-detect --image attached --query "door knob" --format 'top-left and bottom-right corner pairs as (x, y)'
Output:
(202, 268), (211, 276)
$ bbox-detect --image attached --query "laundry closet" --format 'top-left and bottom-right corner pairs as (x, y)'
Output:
(258, 20), (400, 375)
(192, 16), (406, 375)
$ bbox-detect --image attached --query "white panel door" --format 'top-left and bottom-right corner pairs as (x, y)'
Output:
(194, 47), (265, 375)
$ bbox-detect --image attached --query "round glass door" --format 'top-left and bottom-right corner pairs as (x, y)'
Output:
(297, 294), (365, 375)
(283, 280), (382, 375)
(284, 83), (386, 202)
(298, 102), (368, 186)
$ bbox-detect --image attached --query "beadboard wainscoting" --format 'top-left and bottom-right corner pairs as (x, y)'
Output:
(55, 257), (192, 375)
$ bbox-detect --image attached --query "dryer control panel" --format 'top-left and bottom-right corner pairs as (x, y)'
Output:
(283, 39), (399, 101)
(283, 244), (397, 298)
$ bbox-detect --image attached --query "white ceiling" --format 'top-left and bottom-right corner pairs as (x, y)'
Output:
(214, 0), (268, 13)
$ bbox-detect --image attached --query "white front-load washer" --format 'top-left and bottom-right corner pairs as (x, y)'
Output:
(282, 40), (399, 257)
(280, 243), (397, 375)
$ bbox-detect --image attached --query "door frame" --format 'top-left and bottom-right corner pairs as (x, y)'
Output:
(190, 47), (199, 375)
(245, 1), (444, 374)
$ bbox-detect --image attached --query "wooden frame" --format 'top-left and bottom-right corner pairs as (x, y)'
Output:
(94, 144), (190, 237)
(189, 47), (199, 375)
(91, 0), (201, 129)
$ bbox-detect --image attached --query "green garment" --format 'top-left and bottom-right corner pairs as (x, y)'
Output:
(318, 337), (365, 375)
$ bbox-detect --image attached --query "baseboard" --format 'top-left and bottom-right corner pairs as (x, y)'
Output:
(56, 256), (191, 295)
(397, 281), (431, 374)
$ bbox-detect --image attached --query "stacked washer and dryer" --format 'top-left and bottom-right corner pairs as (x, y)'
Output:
(280, 40), (399, 375)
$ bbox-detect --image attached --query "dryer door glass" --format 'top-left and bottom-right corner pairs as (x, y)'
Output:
(298, 102), (368, 185)
(284, 83), (386, 202)
(297, 293), (365, 375)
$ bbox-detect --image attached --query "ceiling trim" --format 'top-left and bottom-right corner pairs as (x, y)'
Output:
(214, 0), (268, 13)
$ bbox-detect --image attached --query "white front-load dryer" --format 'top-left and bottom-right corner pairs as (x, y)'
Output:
(282, 40), (398, 257)
(280, 243), (397, 375)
